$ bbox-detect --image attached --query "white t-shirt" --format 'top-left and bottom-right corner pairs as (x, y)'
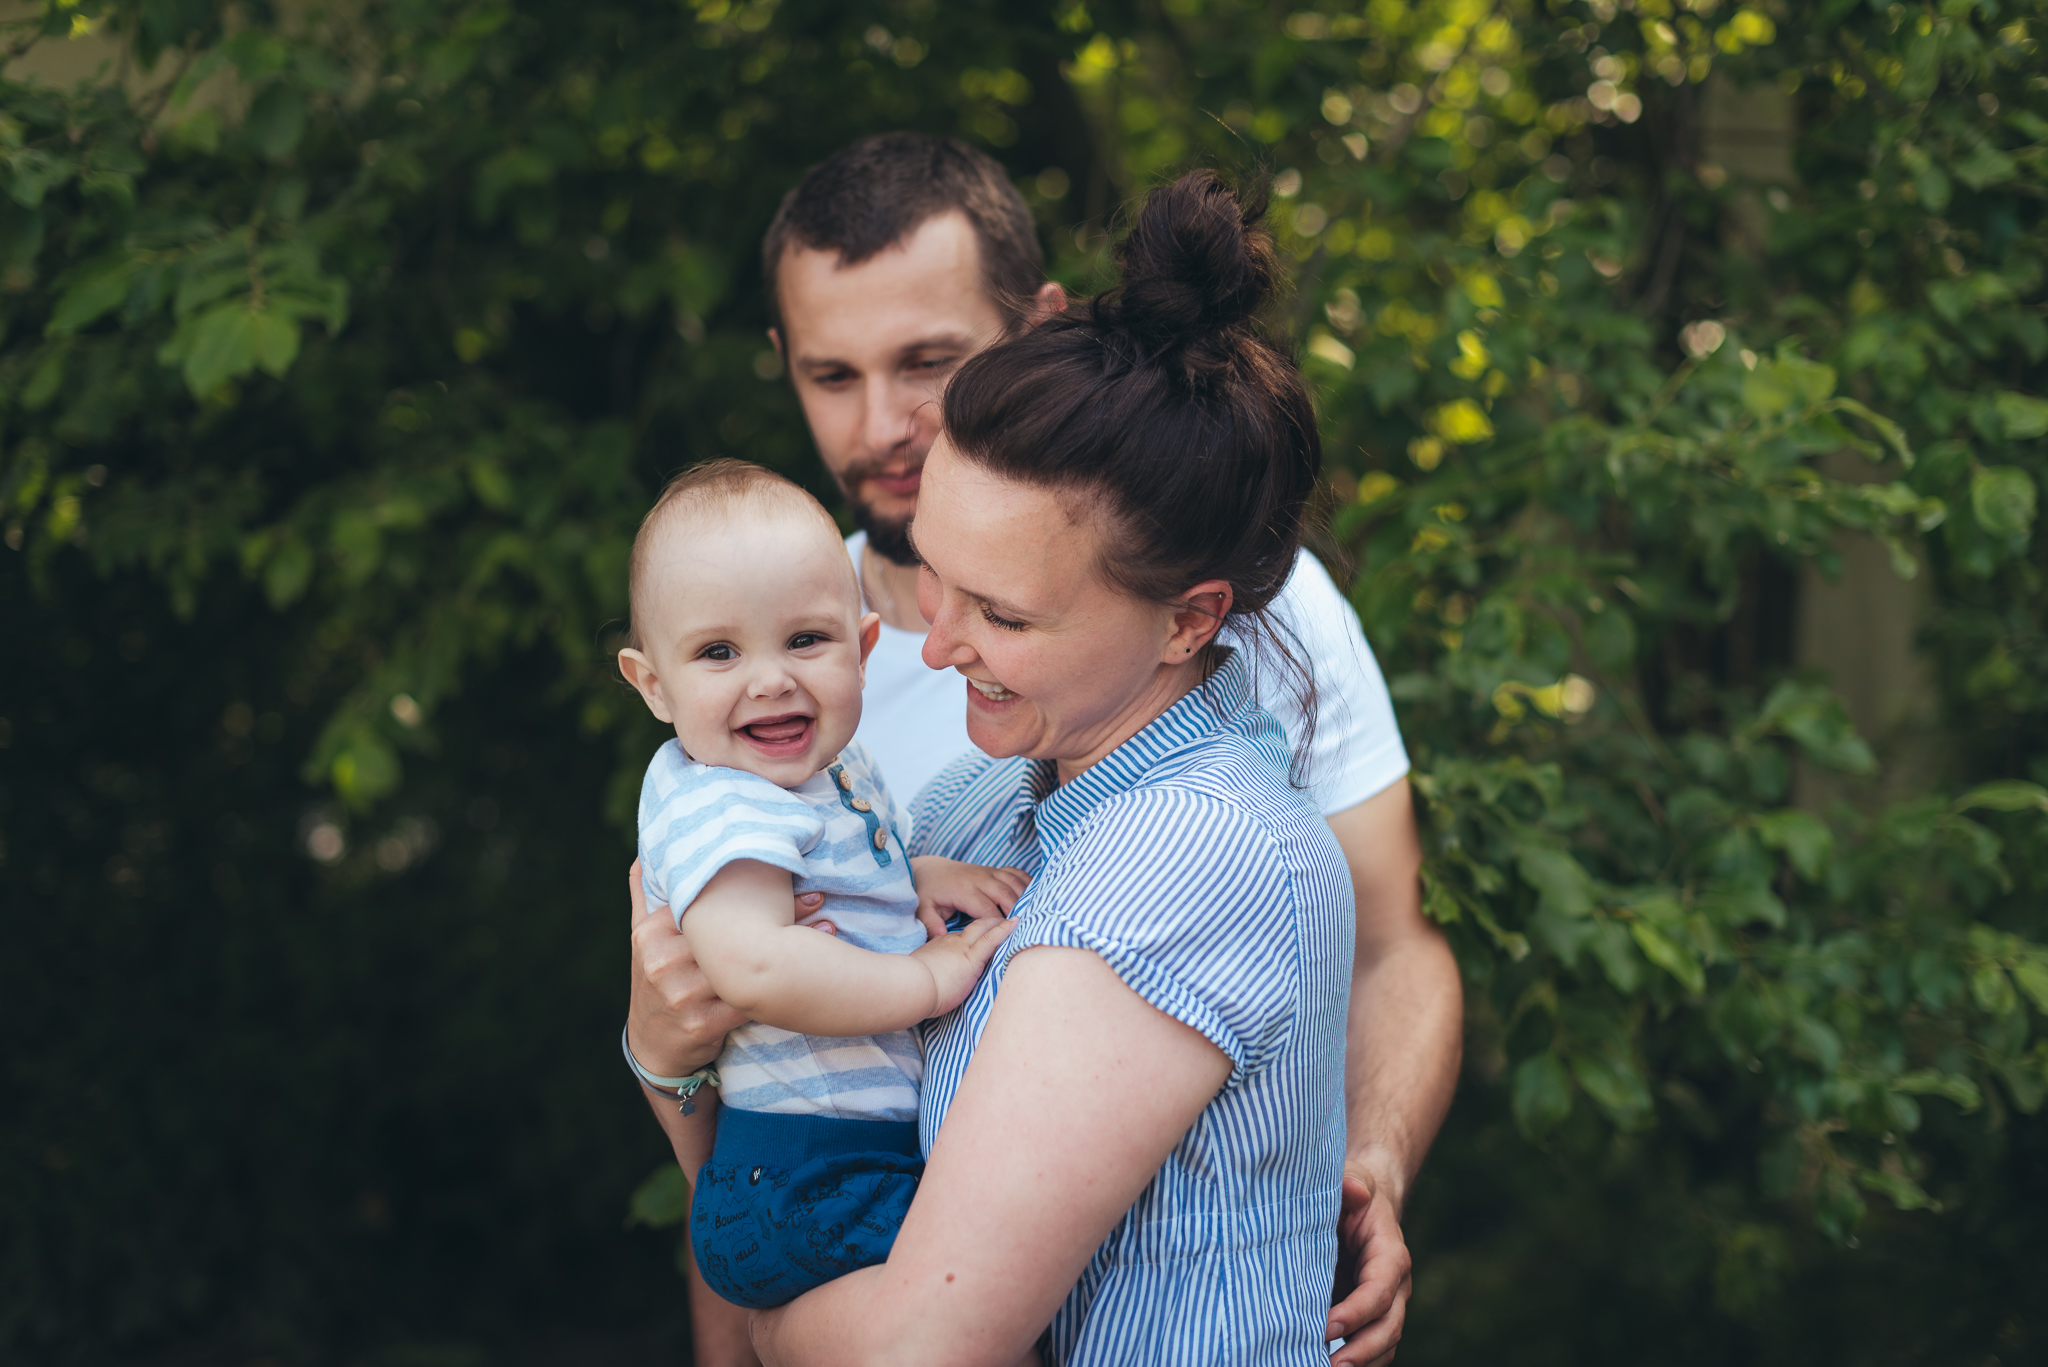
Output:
(846, 532), (1409, 830)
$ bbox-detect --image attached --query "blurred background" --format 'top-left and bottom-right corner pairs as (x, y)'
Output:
(4, 0), (2047, 1362)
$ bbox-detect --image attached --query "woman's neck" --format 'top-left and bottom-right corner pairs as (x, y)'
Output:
(1051, 656), (1210, 787)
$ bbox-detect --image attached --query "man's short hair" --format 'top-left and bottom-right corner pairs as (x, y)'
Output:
(762, 133), (1045, 332)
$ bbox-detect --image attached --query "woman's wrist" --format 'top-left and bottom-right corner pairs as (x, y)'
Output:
(624, 1016), (721, 1080)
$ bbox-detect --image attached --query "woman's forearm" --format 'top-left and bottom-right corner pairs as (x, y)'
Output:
(752, 947), (1231, 1367)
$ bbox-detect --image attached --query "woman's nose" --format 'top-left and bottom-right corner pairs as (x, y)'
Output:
(920, 598), (979, 673)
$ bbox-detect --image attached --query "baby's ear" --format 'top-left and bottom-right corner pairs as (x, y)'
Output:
(617, 648), (674, 724)
(857, 611), (881, 671)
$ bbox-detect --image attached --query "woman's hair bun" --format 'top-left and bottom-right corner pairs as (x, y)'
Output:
(1094, 170), (1276, 356)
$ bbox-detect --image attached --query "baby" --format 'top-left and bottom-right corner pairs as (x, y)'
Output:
(616, 459), (1022, 1311)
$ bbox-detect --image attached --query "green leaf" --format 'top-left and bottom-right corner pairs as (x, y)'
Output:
(1971, 962), (2018, 1016)
(1856, 1168), (1936, 1213)
(249, 310), (302, 378)
(1993, 391), (2048, 439)
(1515, 845), (1595, 919)
(246, 83), (308, 161)
(1740, 363), (1798, 417)
(1956, 780), (2048, 814)
(21, 344), (66, 411)
(2011, 955), (2048, 1016)
(264, 536), (314, 609)
(1630, 919), (1706, 994)
(1511, 1052), (1573, 1138)
(1588, 918), (1643, 993)
(1971, 466), (2037, 539)
(1952, 140), (2017, 190)
(5, 150), (75, 208)
(625, 1163), (690, 1228)
(178, 304), (261, 397)
(1892, 1069), (1982, 1111)
(46, 259), (142, 336)
(1755, 810), (1833, 882)
(1569, 1049), (1653, 1128)
(331, 732), (400, 805)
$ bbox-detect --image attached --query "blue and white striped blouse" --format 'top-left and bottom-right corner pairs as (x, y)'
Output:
(909, 651), (1356, 1366)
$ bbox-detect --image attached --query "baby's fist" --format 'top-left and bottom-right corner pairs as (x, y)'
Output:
(912, 915), (1015, 1017)
(909, 855), (1030, 941)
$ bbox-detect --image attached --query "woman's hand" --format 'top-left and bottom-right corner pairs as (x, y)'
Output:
(908, 856), (1029, 941)
(628, 860), (747, 1076)
(628, 862), (837, 1076)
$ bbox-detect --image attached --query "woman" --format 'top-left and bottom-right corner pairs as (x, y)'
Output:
(741, 170), (1356, 1365)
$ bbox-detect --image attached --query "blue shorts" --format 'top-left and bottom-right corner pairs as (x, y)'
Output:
(691, 1106), (923, 1310)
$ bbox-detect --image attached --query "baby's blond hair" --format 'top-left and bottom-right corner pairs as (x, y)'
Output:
(626, 460), (847, 651)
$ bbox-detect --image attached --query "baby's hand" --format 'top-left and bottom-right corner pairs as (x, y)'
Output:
(911, 915), (1015, 1017)
(909, 855), (1030, 941)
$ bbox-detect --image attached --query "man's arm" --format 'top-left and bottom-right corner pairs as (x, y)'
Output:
(1323, 777), (1463, 1367)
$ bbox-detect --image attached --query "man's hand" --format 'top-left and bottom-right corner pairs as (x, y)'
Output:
(909, 914), (1015, 1016)
(626, 860), (753, 1077)
(908, 855), (1029, 941)
(1326, 1166), (1413, 1367)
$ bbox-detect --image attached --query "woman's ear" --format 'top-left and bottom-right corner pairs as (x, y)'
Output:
(617, 648), (674, 724)
(1161, 580), (1234, 663)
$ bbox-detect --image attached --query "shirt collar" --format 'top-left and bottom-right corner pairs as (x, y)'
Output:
(1032, 649), (1257, 855)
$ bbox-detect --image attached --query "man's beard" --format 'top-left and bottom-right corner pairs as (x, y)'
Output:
(835, 453), (923, 566)
(851, 499), (917, 566)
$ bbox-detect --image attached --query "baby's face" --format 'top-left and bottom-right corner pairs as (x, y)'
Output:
(622, 507), (876, 788)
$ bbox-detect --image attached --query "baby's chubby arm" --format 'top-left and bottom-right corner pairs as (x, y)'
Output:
(683, 859), (1014, 1034)
(907, 856), (1031, 941)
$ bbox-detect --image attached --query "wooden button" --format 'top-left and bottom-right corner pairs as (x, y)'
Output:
(851, 796), (873, 812)
(872, 828), (888, 850)
(836, 770), (853, 791)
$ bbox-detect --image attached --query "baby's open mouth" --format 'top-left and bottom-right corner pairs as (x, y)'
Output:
(739, 714), (814, 748)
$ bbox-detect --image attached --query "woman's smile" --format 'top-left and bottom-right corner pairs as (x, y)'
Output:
(965, 676), (1017, 705)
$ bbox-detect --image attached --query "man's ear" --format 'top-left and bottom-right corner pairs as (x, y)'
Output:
(1027, 281), (1068, 327)
(1162, 579), (1234, 663)
(617, 648), (675, 724)
(857, 611), (882, 679)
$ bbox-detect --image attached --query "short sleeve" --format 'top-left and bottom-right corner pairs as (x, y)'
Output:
(1010, 789), (1304, 1083)
(1243, 549), (1409, 815)
(636, 742), (824, 925)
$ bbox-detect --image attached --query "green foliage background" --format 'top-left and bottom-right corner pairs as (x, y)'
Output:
(4, 0), (2047, 1360)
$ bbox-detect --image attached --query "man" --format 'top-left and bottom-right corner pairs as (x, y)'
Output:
(626, 134), (1461, 1367)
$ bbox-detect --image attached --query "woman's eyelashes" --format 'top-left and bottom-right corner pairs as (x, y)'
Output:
(979, 602), (1028, 632)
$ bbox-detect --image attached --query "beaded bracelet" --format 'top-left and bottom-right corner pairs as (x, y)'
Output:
(620, 1025), (719, 1116)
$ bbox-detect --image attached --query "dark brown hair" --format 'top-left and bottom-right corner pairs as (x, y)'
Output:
(939, 170), (1323, 766)
(761, 133), (1044, 331)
